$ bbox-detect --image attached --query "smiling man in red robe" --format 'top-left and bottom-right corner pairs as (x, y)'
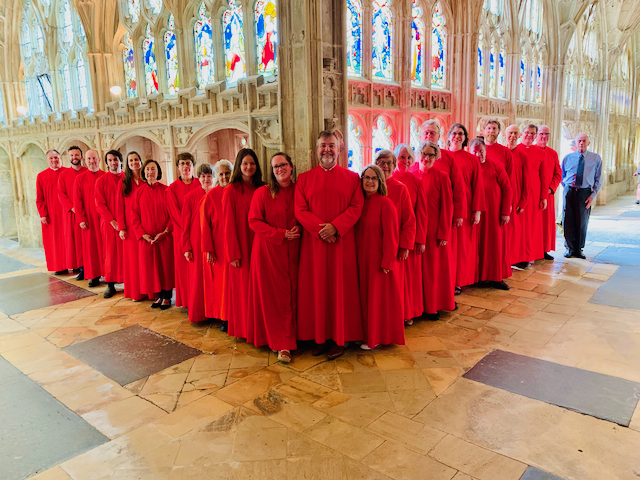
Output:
(295, 130), (364, 359)
(505, 124), (529, 268)
(58, 146), (86, 279)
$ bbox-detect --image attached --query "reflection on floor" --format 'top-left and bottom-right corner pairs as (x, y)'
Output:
(0, 195), (638, 480)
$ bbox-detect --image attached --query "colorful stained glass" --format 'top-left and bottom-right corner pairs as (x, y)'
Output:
(77, 57), (88, 107)
(489, 45), (496, 96)
(255, 0), (278, 76)
(372, 0), (392, 81)
(143, 25), (159, 95)
(431, 3), (446, 88)
(410, 117), (421, 153)
(223, 0), (246, 83)
(60, 0), (73, 45)
(194, 3), (214, 88)
(519, 56), (526, 101)
(529, 64), (534, 102)
(372, 115), (393, 155)
(123, 32), (137, 98)
(347, 115), (363, 173)
(127, 0), (141, 23)
(498, 45), (505, 98)
(411, 0), (424, 86)
(477, 33), (483, 93)
(61, 62), (74, 110)
(346, 0), (362, 76)
(147, 0), (162, 15)
(164, 14), (179, 95)
(535, 63), (542, 103)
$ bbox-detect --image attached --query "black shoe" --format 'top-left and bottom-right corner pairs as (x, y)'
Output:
(54, 270), (68, 275)
(454, 287), (462, 295)
(453, 302), (459, 311)
(76, 271), (84, 281)
(636, 200), (639, 205)
(491, 280), (510, 290)
(576, 250), (586, 259)
(220, 321), (228, 332)
(564, 250), (572, 258)
(312, 342), (331, 356)
(544, 253), (554, 260)
(424, 312), (440, 321)
(88, 277), (100, 287)
(159, 303), (172, 310)
(103, 283), (116, 299)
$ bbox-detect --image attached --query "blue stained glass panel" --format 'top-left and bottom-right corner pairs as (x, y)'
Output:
(346, 0), (362, 76)
(519, 57), (526, 101)
(347, 115), (363, 173)
(489, 46), (496, 96)
(535, 64), (542, 103)
(164, 14), (179, 95)
(411, 0), (424, 85)
(529, 65), (534, 102)
(194, 2), (214, 88)
(477, 35), (483, 93)
(431, 3), (446, 88)
(255, 0), (278, 76)
(372, 0), (393, 81)
(223, 0), (246, 83)
(498, 47), (505, 98)
(123, 32), (137, 98)
(143, 25), (159, 95)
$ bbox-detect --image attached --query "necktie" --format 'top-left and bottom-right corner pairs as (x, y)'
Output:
(575, 154), (585, 188)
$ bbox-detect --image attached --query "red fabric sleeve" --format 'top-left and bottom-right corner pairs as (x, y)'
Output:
(181, 195), (193, 253)
(495, 161), (513, 216)
(437, 173), (453, 242)
(58, 172), (74, 213)
(504, 148), (514, 178)
(248, 188), (287, 246)
(397, 186), (416, 250)
(471, 159), (486, 213)
(94, 177), (115, 224)
(200, 193), (215, 254)
(448, 155), (467, 219)
(116, 180), (126, 231)
(414, 179), (428, 245)
(331, 175), (364, 236)
(129, 187), (146, 240)
(539, 151), (550, 202)
(36, 174), (48, 218)
(294, 174), (325, 237)
(167, 183), (182, 231)
(550, 150), (562, 193)
(223, 185), (242, 263)
(381, 198), (400, 271)
(516, 150), (529, 211)
(73, 175), (87, 225)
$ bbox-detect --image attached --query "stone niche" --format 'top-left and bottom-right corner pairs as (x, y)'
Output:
(190, 128), (248, 167)
(116, 136), (172, 184)
(16, 144), (48, 248)
(0, 146), (17, 238)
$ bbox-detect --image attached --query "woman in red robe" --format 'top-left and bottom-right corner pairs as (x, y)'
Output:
(246, 153), (301, 362)
(356, 165), (404, 349)
(223, 149), (265, 338)
(414, 142), (455, 319)
(168, 153), (201, 309)
(117, 152), (146, 301)
(392, 145), (428, 324)
(201, 160), (233, 330)
(182, 164), (215, 323)
(470, 138), (513, 288)
(447, 124), (484, 289)
(130, 160), (174, 309)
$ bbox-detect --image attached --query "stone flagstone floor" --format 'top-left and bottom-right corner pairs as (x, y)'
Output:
(0, 196), (639, 480)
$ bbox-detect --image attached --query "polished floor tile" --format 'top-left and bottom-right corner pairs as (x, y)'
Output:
(0, 252), (35, 274)
(520, 466), (567, 480)
(589, 266), (640, 309)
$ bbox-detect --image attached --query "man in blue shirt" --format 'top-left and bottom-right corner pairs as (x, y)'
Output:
(560, 133), (602, 259)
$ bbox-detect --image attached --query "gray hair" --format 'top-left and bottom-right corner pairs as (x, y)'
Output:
(393, 143), (413, 161)
(213, 159), (233, 185)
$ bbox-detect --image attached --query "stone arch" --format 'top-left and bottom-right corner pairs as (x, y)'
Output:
(16, 143), (47, 247)
(113, 134), (172, 183)
(0, 146), (17, 239)
(185, 122), (250, 171)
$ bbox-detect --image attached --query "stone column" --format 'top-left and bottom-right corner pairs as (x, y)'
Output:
(543, 64), (565, 150)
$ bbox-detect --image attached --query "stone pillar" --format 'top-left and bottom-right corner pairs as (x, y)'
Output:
(543, 64), (565, 150)
(450, 31), (476, 130)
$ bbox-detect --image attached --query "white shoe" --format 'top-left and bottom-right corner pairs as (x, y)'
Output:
(360, 343), (372, 350)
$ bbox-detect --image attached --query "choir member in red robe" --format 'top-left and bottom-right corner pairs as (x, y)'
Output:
(537, 125), (562, 259)
(247, 153), (301, 362)
(505, 125), (530, 267)
(414, 142), (455, 320)
(201, 160), (233, 329)
(182, 164), (215, 323)
(516, 124), (550, 263)
(356, 165), (404, 350)
(447, 124), (484, 289)
(223, 149), (264, 338)
(95, 150), (124, 298)
(36, 150), (67, 274)
(470, 138), (512, 288)
(167, 153), (201, 308)
(74, 150), (105, 287)
(295, 131), (364, 359)
(58, 146), (86, 278)
(130, 160), (174, 309)
(117, 152), (147, 301)
(392, 145), (428, 325)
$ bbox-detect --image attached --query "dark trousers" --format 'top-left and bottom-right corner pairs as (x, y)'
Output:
(159, 289), (173, 300)
(563, 186), (592, 253)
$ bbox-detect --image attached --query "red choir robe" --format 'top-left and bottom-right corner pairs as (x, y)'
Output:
(36, 167), (67, 272)
(168, 177), (202, 307)
(516, 144), (549, 262)
(540, 146), (562, 253)
(181, 187), (207, 323)
(95, 172), (124, 283)
(477, 158), (512, 282)
(201, 186), (228, 320)
(130, 182), (174, 295)
(391, 171), (428, 320)
(415, 167), (455, 314)
(58, 166), (86, 269)
(295, 165), (364, 345)
(507, 147), (529, 265)
(356, 193), (404, 347)
(116, 178), (146, 301)
(222, 181), (257, 338)
(74, 169), (105, 280)
(246, 184), (300, 351)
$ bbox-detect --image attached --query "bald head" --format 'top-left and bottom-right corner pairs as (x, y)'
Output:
(537, 125), (550, 148)
(576, 133), (590, 153)
(86, 150), (100, 172)
(505, 124), (520, 149)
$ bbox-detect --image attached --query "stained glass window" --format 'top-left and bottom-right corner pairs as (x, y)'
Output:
(77, 57), (88, 107)
(489, 44), (496, 97)
(21, 17), (32, 61)
(35, 24), (44, 54)
(346, 0), (362, 76)
(431, 3), (446, 89)
(524, 0), (542, 33)
(372, 115), (393, 154)
(164, 14), (179, 95)
(223, 0), (246, 83)
(372, 0), (393, 81)
(529, 64), (534, 102)
(411, 1), (424, 86)
(194, 2), (214, 88)
(498, 44), (505, 98)
(535, 62), (542, 103)
(60, 0), (73, 45)
(123, 32), (137, 98)
(143, 25), (159, 95)
(477, 33), (483, 93)
(255, 0), (278, 76)
(147, 0), (162, 16)
(60, 62), (73, 110)
(347, 115), (363, 173)
(483, 0), (500, 15)
(410, 117), (421, 153)
(127, 0), (141, 23)
(519, 56), (526, 101)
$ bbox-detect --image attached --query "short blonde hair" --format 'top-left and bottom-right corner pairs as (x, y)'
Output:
(360, 164), (388, 196)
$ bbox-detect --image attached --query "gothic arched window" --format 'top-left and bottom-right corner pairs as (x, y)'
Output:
(60, 62), (74, 111)
(535, 57), (542, 103)
(194, 2), (215, 89)
(411, 0), (424, 86)
(59, 0), (73, 45)
(76, 57), (89, 108)
(346, 0), (362, 76)
(147, 0), (162, 16)
(127, 0), (141, 24)
(498, 43), (505, 98)
(372, 115), (393, 154)
(523, 0), (542, 33)
(489, 43), (496, 96)
(143, 25), (159, 95)
(477, 33), (484, 93)
(372, 0), (393, 81)
(164, 14), (179, 95)
(410, 117), (421, 153)
(223, 0), (246, 84)
(431, 2), (446, 89)
(518, 55), (526, 101)
(123, 32), (137, 98)
(483, 0), (500, 16)
(255, 0), (278, 76)
(347, 115), (364, 173)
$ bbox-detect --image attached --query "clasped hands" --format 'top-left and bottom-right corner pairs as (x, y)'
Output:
(285, 225), (301, 241)
(143, 230), (168, 245)
(318, 223), (337, 243)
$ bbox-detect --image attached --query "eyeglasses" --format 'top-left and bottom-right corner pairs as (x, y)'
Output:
(450, 132), (465, 137)
(178, 161), (193, 167)
(421, 153), (437, 159)
(272, 163), (289, 171)
(362, 175), (379, 181)
(375, 161), (394, 167)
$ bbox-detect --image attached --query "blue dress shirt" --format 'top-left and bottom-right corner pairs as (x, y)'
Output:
(561, 150), (603, 199)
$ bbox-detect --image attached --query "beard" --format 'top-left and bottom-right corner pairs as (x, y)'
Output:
(70, 158), (82, 166)
(318, 153), (336, 168)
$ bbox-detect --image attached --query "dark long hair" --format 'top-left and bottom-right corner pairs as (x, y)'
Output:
(268, 152), (294, 198)
(122, 151), (142, 197)
(448, 123), (470, 148)
(229, 148), (264, 189)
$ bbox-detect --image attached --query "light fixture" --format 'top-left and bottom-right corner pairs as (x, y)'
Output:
(110, 86), (122, 96)
(16, 105), (28, 115)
